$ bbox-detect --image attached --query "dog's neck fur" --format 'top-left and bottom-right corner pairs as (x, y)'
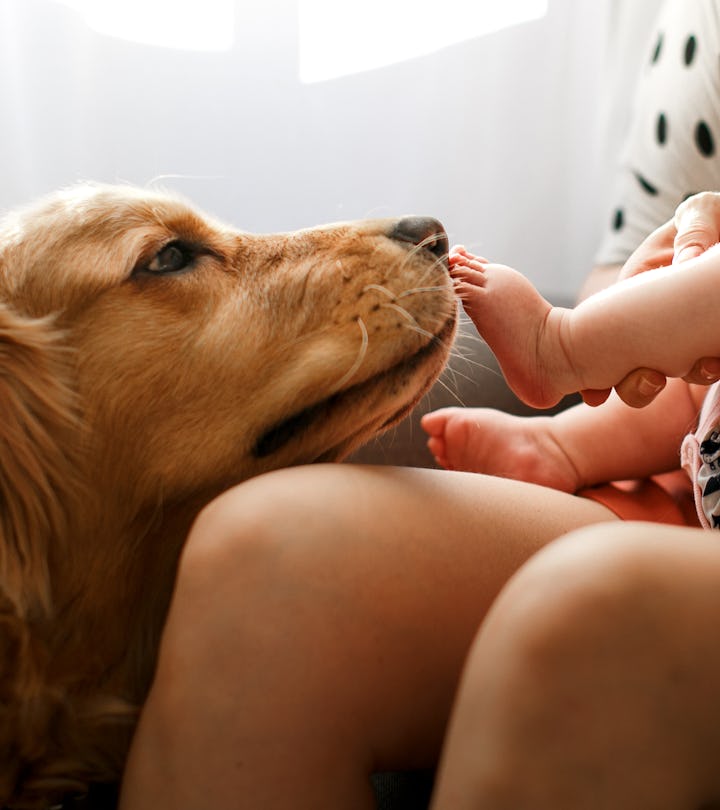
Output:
(45, 466), (211, 700)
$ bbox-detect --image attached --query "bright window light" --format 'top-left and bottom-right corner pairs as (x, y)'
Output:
(299, 0), (548, 82)
(54, 0), (235, 52)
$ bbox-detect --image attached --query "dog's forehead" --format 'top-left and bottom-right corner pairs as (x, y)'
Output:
(0, 185), (240, 312)
(49, 185), (212, 239)
(4, 184), (224, 250)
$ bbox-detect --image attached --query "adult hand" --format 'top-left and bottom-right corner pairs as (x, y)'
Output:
(581, 193), (720, 408)
(674, 191), (720, 263)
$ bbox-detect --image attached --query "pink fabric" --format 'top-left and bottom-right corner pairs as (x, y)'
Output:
(681, 381), (720, 529)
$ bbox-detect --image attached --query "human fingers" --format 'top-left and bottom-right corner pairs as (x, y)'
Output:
(681, 357), (720, 385)
(673, 191), (720, 264)
(580, 388), (612, 407)
(613, 368), (667, 408)
(609, 360), (720, 409)
(617, 219), (676, 281)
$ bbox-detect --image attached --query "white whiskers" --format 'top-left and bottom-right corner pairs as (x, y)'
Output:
(430, 374), (467, 406)
(379, 302), (437, 341)
(335, 317), (369, 390)
(362, 283), (395, 299)
(397, 285), (448, 299)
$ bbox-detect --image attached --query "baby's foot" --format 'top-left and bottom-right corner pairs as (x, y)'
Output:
(421, 407), (580, 492)
(450, 247), (573, 408)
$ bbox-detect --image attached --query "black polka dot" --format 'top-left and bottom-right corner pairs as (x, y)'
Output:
(684, 34), (697, 65)
(683, 191), (700, 202)
(612, 208), (624, 231)
(651, 32), (663, 64)
(695, 120), (715, 156)
(634, 171), (659, 196)
(656, 112), (668, 145)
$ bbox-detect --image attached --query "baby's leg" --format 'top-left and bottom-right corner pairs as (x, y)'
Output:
(119, 464), (616, 810)
(451, 247), (574, 408)
(421, 407), (579, 492)
(432, 522), (720, 809)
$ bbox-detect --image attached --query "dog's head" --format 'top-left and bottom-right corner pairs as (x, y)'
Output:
(1, 183), (456, 505)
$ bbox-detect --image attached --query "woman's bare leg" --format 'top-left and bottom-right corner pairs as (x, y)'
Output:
(432, 522), (720, 810)
(118, 464), (616, 810)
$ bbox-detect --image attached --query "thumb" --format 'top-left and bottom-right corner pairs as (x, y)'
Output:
(673, 192), (720, 263)
(674, 244), (705, 264)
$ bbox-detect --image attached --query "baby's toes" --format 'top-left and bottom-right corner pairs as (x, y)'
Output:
(426, 436), (452, 470)
(450, 264), (487, 289)
(449, 248), (488, 272)
(421, 410), (447, 437)
(421, 411), (451, 466)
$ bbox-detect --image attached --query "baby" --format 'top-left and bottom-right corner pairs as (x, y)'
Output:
(422, 243), (720, 526)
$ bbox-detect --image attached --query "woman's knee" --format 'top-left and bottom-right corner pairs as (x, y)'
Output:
(170, 465), (377, 657)
(478, 522), (684, 685)
(183, 487), (272, 573)
(177, 470), (311, 597)
(161, 476), (315, 674)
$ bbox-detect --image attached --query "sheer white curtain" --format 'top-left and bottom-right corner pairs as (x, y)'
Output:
(0, 0), (657, 295)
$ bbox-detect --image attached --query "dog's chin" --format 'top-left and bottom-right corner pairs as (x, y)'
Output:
(253, 313), (457, 464)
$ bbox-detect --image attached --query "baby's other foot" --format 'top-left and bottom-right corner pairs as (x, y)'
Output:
(421, 407), (580, 492)
(422, 406), (496, 472)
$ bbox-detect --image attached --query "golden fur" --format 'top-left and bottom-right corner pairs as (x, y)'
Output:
(0, 183), (456, 807)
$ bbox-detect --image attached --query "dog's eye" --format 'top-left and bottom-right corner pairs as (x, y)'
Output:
(146, 242), (194, 274)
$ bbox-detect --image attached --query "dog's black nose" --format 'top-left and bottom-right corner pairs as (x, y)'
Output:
(390, 216), (449, 260)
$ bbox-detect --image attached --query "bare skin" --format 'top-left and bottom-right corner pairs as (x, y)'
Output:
(432, 521), (720, 810)
(447, 245), (720, 409)
(423, 243), (717, 475)
(423, 377), (704, 484)
(119, 463), (617, 810)
(118, 465), (720, 810)
(586, 197), (720, 408)
(419, 212), (720, 805)
(423, 407), (580, 487)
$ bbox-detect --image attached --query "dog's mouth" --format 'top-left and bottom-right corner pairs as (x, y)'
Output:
(253, 313), (456, 460)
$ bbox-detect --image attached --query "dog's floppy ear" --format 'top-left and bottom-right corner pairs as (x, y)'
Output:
(0, 301), (79, 616)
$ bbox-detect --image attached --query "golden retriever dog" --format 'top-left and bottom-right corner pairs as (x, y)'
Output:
(0, 183), (456, 808)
